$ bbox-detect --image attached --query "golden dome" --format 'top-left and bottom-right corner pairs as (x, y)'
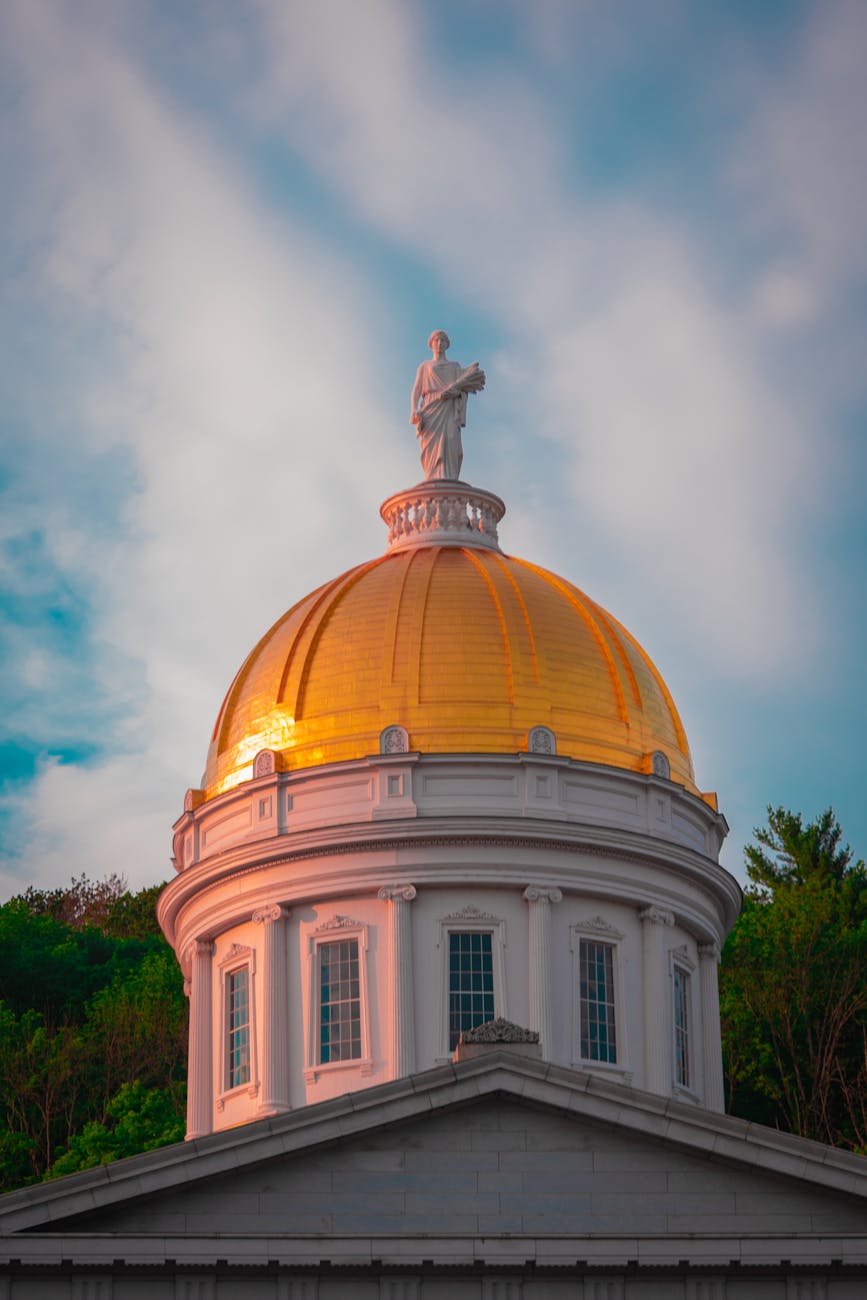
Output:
(202, 541), (698, 800)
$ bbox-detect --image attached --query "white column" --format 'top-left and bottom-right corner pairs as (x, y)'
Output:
(698, 940), (725, 1112)
(186, 938), (214, 1140)
(253, 903), (292, 1116)
(378, 884), (417, 1078)
(639, 906), (675, 1096)
(523, 886), (562, 1056)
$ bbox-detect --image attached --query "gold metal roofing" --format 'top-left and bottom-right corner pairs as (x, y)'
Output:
(202, 546), (698, 800)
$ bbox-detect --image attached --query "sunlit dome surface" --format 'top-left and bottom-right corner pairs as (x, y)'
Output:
(202, 544), (697, 799)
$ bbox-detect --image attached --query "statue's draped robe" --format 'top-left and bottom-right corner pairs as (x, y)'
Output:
(411, 359), (468, 480)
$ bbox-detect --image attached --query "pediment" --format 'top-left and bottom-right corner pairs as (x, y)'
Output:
(4, 1053), (866, 1243)
(49, 1094), (867, 1240)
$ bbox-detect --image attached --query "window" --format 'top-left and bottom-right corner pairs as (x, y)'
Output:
(226, 966), (251, 1089)
(448, 931), (495, 1050)
(306, 917), (373, 1080)
(217, 942), (258, 1105)
(319, 937), (362, 1064)
(673, 964), (690, 1089)
(578, 938), (617, 1064)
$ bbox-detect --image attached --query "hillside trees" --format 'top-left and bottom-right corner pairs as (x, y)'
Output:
(720, 807), (867, 1147)
(0, 878), (187, 1190)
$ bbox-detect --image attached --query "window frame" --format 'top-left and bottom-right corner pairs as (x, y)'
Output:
(437, 907), (507, 1058)
(670, 945), (698, 1098)
(217, 943), (259, 1106)
(305, 917), (373, 1082)
(570, 918), (630, 1080)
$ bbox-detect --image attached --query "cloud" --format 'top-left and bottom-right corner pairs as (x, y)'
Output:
(0, 0), (408, 888)
(0, 754), (175, 897)
(250, 0), (826, 678)
(1, 0), (861, 892)
(730, 0), (867, 305)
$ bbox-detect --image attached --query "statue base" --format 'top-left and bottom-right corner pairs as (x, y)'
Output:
(380, 480), (505, 553)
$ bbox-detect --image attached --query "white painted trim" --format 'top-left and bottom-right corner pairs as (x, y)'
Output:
(569, 919), (630, 1080)
(216, 943), (259, 1107)
(669, 944), (700, 1102)
(437, 909), (507, 1057)
(305, 918), (373, 1083)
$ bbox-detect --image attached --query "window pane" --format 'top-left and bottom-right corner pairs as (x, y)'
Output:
(674, 966), (690, 1088)
(319, 938), (362, 1063)
(449, 931), (495, 1050)
(227, 967), (251, 1089)
(579, 939), (617, 1063)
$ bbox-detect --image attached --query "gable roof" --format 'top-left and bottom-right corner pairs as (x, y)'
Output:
(3, 1049), (866, 1239)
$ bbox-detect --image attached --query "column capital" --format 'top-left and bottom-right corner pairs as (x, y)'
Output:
(252, 903), (290, 925)
(698, 940), (721, 963)
(639, 905), (675, 928)
(189, 938), (215, 961)
(523, 885), (562, 904)
(378, 884), (417, 903)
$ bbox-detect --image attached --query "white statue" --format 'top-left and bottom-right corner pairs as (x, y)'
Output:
(410, 330), (485, 480)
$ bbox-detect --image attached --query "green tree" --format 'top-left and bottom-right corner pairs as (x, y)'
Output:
(721, 807), (867, 1147)
(0, 877), (187, 1190)
(84, 950), (187, 1114)
(45, 1081), (186, 1179)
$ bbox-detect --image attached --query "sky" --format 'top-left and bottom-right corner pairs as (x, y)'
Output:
(1, 0), (865, 898)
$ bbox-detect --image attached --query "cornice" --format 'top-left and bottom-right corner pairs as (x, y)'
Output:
(162, 839), (738, 966)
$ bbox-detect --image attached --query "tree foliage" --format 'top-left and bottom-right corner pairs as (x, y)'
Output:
(721, 807), (867, 1148)
(0, 876), (186, 1191)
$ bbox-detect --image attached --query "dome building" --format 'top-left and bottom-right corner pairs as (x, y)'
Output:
(6, 360), (867, 1298)
(158, 477), (738, 1137)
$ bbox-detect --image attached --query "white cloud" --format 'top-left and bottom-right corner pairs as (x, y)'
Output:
(730, 0), (867, 305)
(0, 754), (175, 896)
(251, 0), (825, 677)
(0, 1), (409, 890)
(2, 0), (859, 892)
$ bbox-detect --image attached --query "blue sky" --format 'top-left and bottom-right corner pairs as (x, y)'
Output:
(1, 0), (865, 895)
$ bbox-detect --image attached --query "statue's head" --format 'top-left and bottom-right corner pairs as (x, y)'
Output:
(428, 330), (450, 351)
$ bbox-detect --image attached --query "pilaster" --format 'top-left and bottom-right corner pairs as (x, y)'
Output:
(378, 884), (417, 1078)
(699, 940), (725, 1112)
(523, 885), (562, 1056)
(253, 904), (292, 1116)
(640, 905), (675, 1095)
(186, 938), (215, 1140)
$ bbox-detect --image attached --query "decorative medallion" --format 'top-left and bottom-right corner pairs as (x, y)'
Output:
(380, 725), (409, 754)
(528, 726), (557, 755)
(442, 903), (500, 923)
(315, 914), (362, 932)
(460, 1018), (539, 1045)
(253, 749), (276, 779)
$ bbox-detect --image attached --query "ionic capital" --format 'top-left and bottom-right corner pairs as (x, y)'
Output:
(377, 884), (417, 903)
(698, 940), (721, 963)
(189, 938), (215, 962)
(252, 903), (290, 925)
(523, 886), (563, 904)
(639, 905), (675, 928)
